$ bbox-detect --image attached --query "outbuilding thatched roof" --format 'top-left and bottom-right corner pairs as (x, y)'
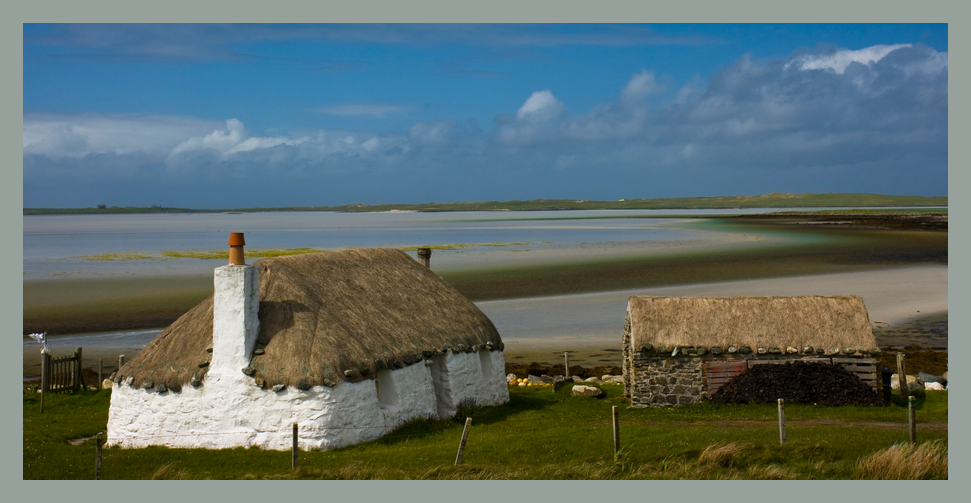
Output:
(116, 248), (502, 390)
(628, 295), (877, 352)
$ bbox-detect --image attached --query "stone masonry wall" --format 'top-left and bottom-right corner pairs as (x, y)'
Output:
(628, 356), (705, 406)
(623, 308), (705, 407)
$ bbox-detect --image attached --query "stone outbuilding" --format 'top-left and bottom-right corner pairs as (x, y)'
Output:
(622, 295), (881, 407)
(107, 241), (509, 450)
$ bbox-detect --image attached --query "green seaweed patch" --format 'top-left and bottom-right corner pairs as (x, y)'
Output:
(399, 242), (533, 251)
(74, 252), (160, 261)
(159, 250), (228, 260)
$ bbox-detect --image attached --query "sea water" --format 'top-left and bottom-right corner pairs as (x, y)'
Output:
(23, 207), (859, 280)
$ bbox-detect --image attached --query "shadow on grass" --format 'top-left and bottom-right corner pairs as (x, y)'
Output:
(377, 391), (556, 446)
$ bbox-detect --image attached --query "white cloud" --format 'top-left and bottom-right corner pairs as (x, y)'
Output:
(22, 112), (221, 158)
(620, 70), (661, 104)
(227, 136), (308, 155)
(171, 118), (246, 155)
(170, 119), (317, 159)
(516, 90), (563, 121)
(409, 120), (454, 147)
(899, 50), (948, 77)
(788, 44), (911, 74)
(361, 137), (380, 152)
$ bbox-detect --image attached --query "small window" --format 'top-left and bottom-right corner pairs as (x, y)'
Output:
(479, 350), (494, 380)
(376, 369), (398, 407)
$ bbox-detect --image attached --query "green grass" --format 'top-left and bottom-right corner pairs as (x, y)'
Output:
(23, 192), (947, 215)
(23, 384), (946, 480)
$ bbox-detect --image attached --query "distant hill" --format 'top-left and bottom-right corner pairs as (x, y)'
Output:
(23, 192), (947, 215)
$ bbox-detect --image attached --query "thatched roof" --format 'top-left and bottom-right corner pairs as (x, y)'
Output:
(116, 248), (502, 390)
(628, 295), (877, 352)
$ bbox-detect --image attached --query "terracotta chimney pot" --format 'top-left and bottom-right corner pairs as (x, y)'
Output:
(228, 232), (246, 265)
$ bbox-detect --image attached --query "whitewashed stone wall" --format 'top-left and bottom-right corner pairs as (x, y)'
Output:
(106, 350), (509, 450)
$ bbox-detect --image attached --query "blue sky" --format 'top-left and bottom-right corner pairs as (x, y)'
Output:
(23, 24), (948, 208)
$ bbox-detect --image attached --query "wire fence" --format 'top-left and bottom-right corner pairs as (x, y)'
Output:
(23, 394), (938, 481)
(24, 362), (942, 481)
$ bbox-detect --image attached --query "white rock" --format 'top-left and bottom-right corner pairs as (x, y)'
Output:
(572, 385), (603, 398)
(890, 374), (925, 392)
(925, 382), (945, 391)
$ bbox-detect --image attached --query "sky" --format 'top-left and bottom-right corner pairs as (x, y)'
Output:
(22, 23), (948, 209)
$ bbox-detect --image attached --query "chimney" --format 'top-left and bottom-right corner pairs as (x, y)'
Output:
(417, 247), (432, 268)
(211, 233), (260, 381)
(228, 232), (245, 265)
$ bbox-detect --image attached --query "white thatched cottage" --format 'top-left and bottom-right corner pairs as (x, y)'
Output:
(107, 236), (509, 450)
(623, 295), (881, 407)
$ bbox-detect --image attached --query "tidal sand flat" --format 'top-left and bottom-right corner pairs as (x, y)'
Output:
(23, 212), (946, 334)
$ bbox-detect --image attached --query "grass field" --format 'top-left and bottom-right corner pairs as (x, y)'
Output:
(22, 384), (946, 480)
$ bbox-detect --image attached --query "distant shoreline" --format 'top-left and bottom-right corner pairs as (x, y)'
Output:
(22, 192), (947, 215)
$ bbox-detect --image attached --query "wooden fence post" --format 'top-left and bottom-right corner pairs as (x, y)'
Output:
(564, 352), (570, 378)
(119, 355), (125, 371)
(96, 432), (103, 480)
(612, 406), (620, 455)
(292, 423), (299, 470)
(778, 398), (787, 445)
(40, 352), (49, 413)
(455, 417), (472, 465)
(98, 359), (103, 389)
(908, 396), (917, 444)
(76, 347), (85, 391)
(896, 352), (908, 397)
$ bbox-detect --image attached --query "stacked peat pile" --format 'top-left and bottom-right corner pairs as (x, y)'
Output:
(710, 361), (881, 406)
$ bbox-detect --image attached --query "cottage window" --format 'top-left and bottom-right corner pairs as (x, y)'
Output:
(376, 369), (398, 408)
(479, 350), (494, 380)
